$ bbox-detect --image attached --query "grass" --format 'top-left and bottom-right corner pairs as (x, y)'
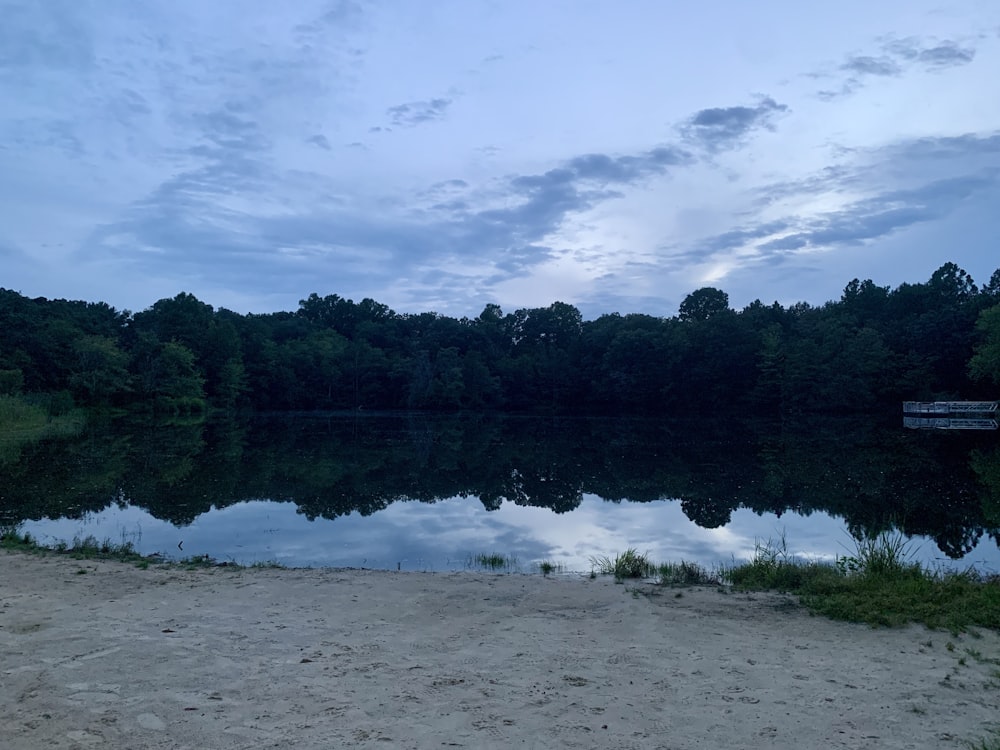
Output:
(1, 528), (149, 564)
(468, 552), (519, 572)
(966, 730), (1000, 750)
(538, 560), (564, 576)
(588, 533), (999, 632)
(590, 550), (719, 586)
(590, 548), (657, 580)
(657, 560), (719, 586)
(724, 531), (1000, 632)
(0, 525), (274, 571)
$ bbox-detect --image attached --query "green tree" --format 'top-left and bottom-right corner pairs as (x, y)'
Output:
(982, 268), (1000, 298)
(678, 287), (730, 322)
(69, 335), (131, 404)
(968, 304), (1000, 386)
(215, 358), (249, 410)
(157, 341), (206, 413)
(928, 262), (978, 300)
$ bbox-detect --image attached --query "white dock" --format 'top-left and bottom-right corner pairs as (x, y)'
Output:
(903, 401), (998, 414)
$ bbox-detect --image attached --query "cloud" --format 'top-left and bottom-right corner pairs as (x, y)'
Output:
(680, 97), (788, 152)
(694, 221), (793, 257)
(386, 98), (452, 128)
(565, 149), (690, 183)
(888, 132), (1000, 161)
(293, 1), (365, 44)
(191, 105), (268, 154)
(307, 134), (331, 150)
(884, 38), (976, 70)
(0, 0), (94, 71)
(840, 55), (901, 77)
(764, 173), (996, 251)
(77, 131), (694, 313)
(676, 133), (1000, 283)
(445, 146), (691, 274)
(819, 36), (977, 100)
(3, 119), (85, 158)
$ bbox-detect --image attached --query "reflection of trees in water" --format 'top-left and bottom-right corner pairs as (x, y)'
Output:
(2, 414), (998, 558)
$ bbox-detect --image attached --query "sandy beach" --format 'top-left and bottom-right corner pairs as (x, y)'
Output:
(1, 552), (998, 749)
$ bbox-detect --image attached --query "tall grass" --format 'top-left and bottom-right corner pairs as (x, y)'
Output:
(468, 552), (519, 572)
(1, 527), (146, 563)
(590, 548), (656, 580)
(657, 560), (718, 585)
(724, 531), (1000, 631)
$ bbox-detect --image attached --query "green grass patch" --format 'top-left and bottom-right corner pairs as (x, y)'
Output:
(592, 551), (718, 585)
(590, 548), (656, 580)
(657, 560), (719, 586)
(724, 532), (1000, 631)
(536, 560), (567, 576)
(468, 552), (519, 572)
(0, 525), (252, 570)
(1, 527), (150, 564)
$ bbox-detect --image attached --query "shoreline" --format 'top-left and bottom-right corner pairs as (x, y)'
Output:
(2, 550), (999, 749)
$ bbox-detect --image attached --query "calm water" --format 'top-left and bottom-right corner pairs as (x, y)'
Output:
(3, 413), (999, 574)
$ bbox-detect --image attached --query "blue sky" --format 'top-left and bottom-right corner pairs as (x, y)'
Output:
(2, 1), (998, 319)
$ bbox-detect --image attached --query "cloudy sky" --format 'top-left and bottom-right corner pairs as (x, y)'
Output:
(2, 1), (998, 319)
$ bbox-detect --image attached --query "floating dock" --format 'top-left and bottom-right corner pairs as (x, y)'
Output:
(903, 401), (998, 414)
(902, 401), (998, 430)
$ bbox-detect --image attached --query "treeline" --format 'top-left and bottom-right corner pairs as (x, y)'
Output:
(2, 261), (999, 416)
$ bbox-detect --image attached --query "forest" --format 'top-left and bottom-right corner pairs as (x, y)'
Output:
(2, 261), (1000, 417)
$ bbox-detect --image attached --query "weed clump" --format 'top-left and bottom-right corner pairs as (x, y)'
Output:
(538, 560), (564, 576)
(657, 560), (718, 586)
(468, 552), (519, 572)
(590, 548), (656, 580)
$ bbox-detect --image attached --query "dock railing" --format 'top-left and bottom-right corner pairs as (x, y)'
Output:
(903, 401), (998, 414)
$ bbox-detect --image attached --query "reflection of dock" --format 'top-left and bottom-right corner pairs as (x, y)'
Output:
(904, 416), (998, 430)
(903, 401), (997, 414)
(902, 401), (998, 430)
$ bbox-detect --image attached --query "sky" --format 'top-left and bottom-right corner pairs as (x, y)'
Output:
(2, 1), (999, 320)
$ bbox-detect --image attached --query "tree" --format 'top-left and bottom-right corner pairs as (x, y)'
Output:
(982, 269), (1000, 298)
(69, 335), (130, 404)
(928, 262), (978, 301)
(968, 304), (1000, 386)
(840, 279), (889, 325)
(132, 339), (206, 414)
(157, 341), (206, 411)
(678, 287), (730, 322)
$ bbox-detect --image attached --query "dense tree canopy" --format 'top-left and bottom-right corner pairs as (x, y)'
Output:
(1, 262), (998, 416)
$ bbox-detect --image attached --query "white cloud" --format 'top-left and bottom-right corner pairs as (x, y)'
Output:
(1, 0), (998, 315)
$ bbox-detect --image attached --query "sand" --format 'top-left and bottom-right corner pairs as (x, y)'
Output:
(1, 552), (998, 749)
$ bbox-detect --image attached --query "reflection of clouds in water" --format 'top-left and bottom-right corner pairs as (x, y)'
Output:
(22, 496), (1000, 574)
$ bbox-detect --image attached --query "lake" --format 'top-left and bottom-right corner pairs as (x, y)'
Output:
(2, 412), (998, 574)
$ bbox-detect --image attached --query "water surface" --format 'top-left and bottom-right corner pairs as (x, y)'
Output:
(4, 413), (999, 574)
